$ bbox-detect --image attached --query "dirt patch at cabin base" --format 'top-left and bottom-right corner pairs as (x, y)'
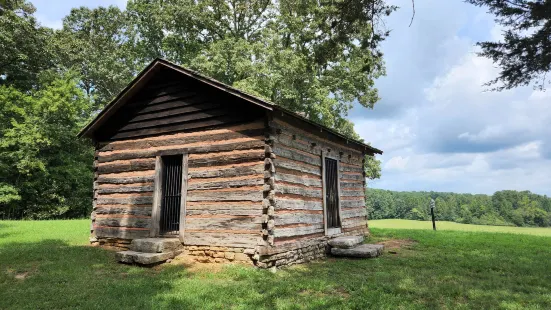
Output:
(161, 254), (236, 273)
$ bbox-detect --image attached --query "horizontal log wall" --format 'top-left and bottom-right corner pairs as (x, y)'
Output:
(266, 116), (368, 254)
(92, 77), (265, 249)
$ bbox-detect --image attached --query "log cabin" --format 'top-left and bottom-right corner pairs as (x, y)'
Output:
(78, 59), (383, 268)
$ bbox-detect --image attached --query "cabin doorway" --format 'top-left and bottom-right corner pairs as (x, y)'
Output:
(159, 155), (184, 237)
(323, 156), (342, 234)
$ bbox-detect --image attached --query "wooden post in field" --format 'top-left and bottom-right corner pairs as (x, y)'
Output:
(430, 199), (436, 231)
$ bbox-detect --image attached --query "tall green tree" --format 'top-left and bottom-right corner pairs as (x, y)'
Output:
(58, 0), (393, 179)
(55, 6), (138, 108)
(466, 0), (551, 91)
(0, 0), (55, 90)
(0, 73), (94, 219)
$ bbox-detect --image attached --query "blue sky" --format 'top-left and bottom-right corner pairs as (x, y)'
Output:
(32, 0), (551, 196)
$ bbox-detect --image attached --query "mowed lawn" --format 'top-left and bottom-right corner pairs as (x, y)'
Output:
(1, 220), (551, 309)
(369, 219), (551, 236)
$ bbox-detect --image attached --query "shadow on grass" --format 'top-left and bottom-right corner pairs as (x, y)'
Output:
(1, 229), (551, 309)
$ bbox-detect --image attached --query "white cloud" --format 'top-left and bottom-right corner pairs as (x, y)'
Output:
(385, 156), (410, 171)
(356, 1), (551, 195)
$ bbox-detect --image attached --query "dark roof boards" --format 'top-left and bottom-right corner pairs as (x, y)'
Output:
(78, 59), (382, 155)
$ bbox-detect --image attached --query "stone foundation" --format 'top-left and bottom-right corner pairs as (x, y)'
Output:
(256, 229), (369, 269)
(93, 228), (369, 268)
(90, 236), (132, 250)
(183, 245), (256, 264)
(256, 241), (328, 268)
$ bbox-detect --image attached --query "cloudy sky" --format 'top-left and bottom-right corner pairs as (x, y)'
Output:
(32, 0), (551, 196)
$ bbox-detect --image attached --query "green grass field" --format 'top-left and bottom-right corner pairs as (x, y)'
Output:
(369, 219), (551, 236)
(1, 219), (551, 309)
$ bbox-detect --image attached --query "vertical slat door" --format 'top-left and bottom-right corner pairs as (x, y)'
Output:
(324, 157), (341, 228)
(160, 155), (183, 236)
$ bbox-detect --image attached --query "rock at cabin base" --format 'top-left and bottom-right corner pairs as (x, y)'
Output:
(328, 236), (364, 249)
(130, 238), (183, 253)
(133, 252), (174, 265)
(116, 250), (139, 263)
(116, 250), (176, 265)
(331, 244), (384, 258)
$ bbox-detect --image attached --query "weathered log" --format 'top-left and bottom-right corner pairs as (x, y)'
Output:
(341, 189), (365, 197)
(96, 175), (155, 184)
(275, 173), (322, 187)
(340, 181), (364, 188)
(185, 217), (262, 230)
(188, 176), (263, 190)
(341, 208), (367, 219)
(99, 122), (264, 151)
(340, 173), (363, 181)
(94, 226), (150, 239)
(275, 158), (321, 176)
(97, 186), (155, 194)
(188, 150), (264, 168)
(95, 206), (152, 216)
(96, 159), (156, 174)
(343, 226), (369, 234)
(276, 184), (322, 198)
(110, 116), (253, 140)
(184, 232), (261, 247)
(272, 145), (321, 166)
(273, 225), (324, 238)
(186, 209), (263, 216)
(340, 164), (363, 173)
(274, 198), (323, 211)
(342, 217), (367, 228)
(270, 119), (362, 156)
(340, 199), (365, 208)
(95, 217), (151, 229)
(189, 163), (264, 179)
(267, 219), (275, 230)
(98, 140), (264, 163)
(186, 201), (261, 210)
(274, 213), (324, 225)
(273, 135), (322, 156)
(96, 196), (153, 205)
(187, 189), (263, 202)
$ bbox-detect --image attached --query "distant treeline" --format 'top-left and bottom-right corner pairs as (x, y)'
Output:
(366, 189), (551, 227)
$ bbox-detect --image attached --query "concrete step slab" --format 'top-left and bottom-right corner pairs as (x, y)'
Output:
(130, 238), (183, 253)
(328, 236), (364, 249)
(116, 250), (140, 264)
(331, 244), (384, 258)
(116, 250), (177, 265)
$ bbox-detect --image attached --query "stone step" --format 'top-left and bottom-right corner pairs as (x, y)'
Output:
(328, 236), (364, 249)
(331, 244), (384, 258)
(130, 238), (183, 253)
(116, 250), (181, 265)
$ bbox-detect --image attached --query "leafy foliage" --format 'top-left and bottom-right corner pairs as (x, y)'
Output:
(55, 6), (139, 108)
(60, 0), (394, 178)
(1, 0), (392, 218)
(466, 0), (551, 90)
(0, 0), (56, 90)
(0, 74), (94, 219)
(367, 188), (551, 227)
